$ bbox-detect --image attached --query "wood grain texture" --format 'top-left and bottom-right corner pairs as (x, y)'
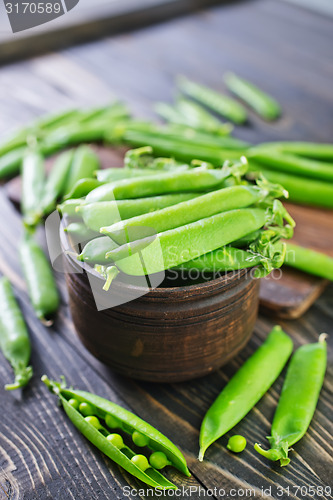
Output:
(0, 1), (332, 499)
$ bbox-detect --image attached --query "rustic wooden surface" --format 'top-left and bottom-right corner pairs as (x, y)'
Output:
(0, 1), (332, 499)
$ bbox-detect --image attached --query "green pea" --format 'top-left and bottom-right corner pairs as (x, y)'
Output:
(79, 402), (95, 416)
(132, 431), (149, 448)
(68, 398), (79, 410)
(131, 454), (150, 471)
(84, 416), (101, 429)
(106, 434), (124, 449)
(105, 414), (119, 429)
(149, 451), (170, 470)
(227, 435), (247, 453)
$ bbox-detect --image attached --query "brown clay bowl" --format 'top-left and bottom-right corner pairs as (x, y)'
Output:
(63, 246), (260, 383)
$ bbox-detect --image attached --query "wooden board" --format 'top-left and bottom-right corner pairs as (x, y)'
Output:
(6, 147), (333, 320)
(260, 203), (333, 319)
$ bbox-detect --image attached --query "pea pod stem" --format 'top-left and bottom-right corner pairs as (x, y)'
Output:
(224, 73), (281, 121)
(177, 76), (247, 124)
(0, 277), (33, 390)
(199, 326), (293, 461)
(255, 334), (327, 466)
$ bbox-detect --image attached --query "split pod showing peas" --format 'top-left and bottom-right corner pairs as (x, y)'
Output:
(42, 377), (190, 489)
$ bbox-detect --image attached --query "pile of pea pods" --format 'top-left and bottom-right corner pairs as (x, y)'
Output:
(0, 84), (330, 488)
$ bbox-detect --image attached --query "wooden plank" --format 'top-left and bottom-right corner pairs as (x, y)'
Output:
(0, 0), (226, 65)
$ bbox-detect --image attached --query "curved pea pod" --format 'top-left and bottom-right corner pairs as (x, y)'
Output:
(0, 277), (33, 390)
(79, 193), (199, 232)
(101, 185), (263, 245)
(57, 198), (84, 218)
(177, 76), (247, 124)
(0, 146), (27, 180)
(63, 145), (100, 196)
(42, 377), (190, 488)
(255, 334), (327, 466)
(224, 73), (281, 121)
(86, 164), (243, 203)
(199, 326), (293, 460)
(21, 148), (45, 227)
(41, 149), (74, 215)
(20, 233), (59, 324)
(106, 208), (267, 275)
(78, 236), (119, 265)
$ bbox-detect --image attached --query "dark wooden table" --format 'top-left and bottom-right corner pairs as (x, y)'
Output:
(0, 1), (332, 499)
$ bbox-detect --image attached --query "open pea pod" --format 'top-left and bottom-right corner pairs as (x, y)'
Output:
(42, 377), (190, 489)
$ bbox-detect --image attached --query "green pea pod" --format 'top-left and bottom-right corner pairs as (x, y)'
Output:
(41, 150), (74, 215)
(42, 376), (190, 488)
(253, 141), (333, 161)
(247, 162), (333, 209)
(0, 146), (27, 180)
(176, 98), (233, 135)
(79, 194), (199, 232)
(285, 243), (333, 281)
(64, 146), (100, 196)
(0, 277), (33, 391)
(64, 178), (104, 200)
(57, 199), (84, 218)
(21, 149), (45, 227)
(122, 130), (245, 166)
(20, 233), (59, 324)
(106, 208), (267, 275)
(224, 73), (281, 121)
(174, 246), (262, 273)
(65, 222), (100, 243)
(248, 151), (333, 182)
(155, 100), (233, 136)
(86, 165), (242, 204)
(255, 334), (327, 466)
(78, 236), (119, 265)
(199, 326), (293, 460)
(177, 76), (247, 124)
(96, 168), (163, 183)
(36, 109), (81, 132)
(101, 185), (264, 245)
